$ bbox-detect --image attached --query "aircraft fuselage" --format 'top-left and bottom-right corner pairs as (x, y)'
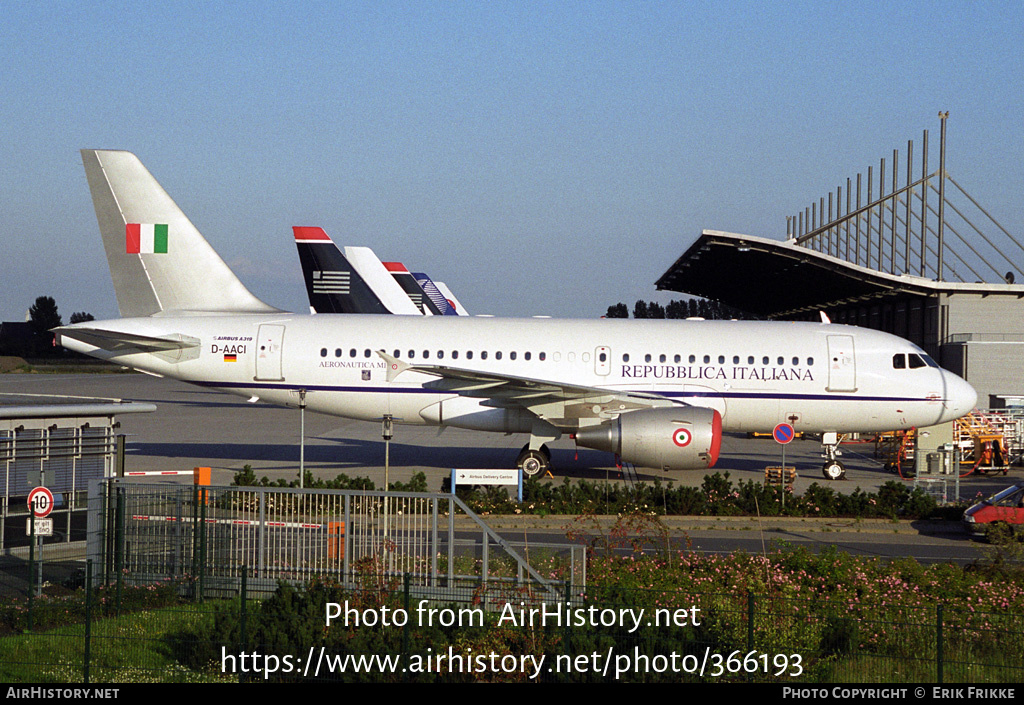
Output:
(60, 314), (975, 436)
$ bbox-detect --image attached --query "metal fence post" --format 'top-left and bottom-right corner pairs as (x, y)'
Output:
(199, 491), (207, 603)
(747, 592), (755, 654)
(403, 573), (411, 680)
(240, 565), (248, 683)
(84, 559), (93, 684)
(27, 513), (35, 630)
(937, 604), (944, 684)
(115, 487), (124, 615)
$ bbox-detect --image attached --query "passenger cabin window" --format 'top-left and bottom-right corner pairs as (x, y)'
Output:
(452, 351), (459, 359)
(467, 351), (474, 359)
(408, 350), (415, 358)
(733, 356), (740, 364)
(320, 348), (327, 357)
(718, 355), (725, 364)
(623, 354), (630, 362)
(645, 354), (652, 363)
(437, 350), (444, 359)
(674, 354), (681, 363)
(350, 349), (357, 358)
(510, 352), (517, 360)
(748, 356), (754, 364)
(481, 351), (488, 360)
(526, 352), (532, 361)
(495, 351), (502, 360)
(807, 357), (814, 365)
(539, 352), (546, 361)
(703, 355), (710, 364)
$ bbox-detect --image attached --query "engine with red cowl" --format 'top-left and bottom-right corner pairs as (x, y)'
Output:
(573, 406), (722, 470)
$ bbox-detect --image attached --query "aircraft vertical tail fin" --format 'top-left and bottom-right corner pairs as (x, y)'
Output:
(384, 262), (442, 315)
(413, 272), (459, 315)
(433, 281), (469, 316)
(81, 150), (280, 317)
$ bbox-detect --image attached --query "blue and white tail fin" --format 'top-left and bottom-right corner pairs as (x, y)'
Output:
(412, 272), (459, 315)
(80, 150), (280, 317)
(293, 227), (420, 314)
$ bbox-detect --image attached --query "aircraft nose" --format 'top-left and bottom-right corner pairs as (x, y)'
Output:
(941, 371), (977, 422)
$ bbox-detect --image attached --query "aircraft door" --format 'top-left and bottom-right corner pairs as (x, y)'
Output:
(826, 335), (856, 392)
(255, 324), (285, 381)
(595, 346), (611, 376)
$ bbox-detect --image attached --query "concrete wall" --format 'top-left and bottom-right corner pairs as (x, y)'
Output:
(943, 341), (1024, 405)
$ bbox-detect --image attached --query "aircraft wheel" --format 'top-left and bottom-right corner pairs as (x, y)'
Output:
(822, 460), (846, 481)
(517, 447), (550, 477)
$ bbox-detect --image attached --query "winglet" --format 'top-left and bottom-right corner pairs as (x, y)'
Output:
(377, 350), (413, 382)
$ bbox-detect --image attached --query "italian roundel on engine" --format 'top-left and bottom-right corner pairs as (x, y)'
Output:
(574, 406), (722, 471)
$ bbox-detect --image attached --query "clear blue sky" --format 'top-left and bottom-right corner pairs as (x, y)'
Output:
(2, 0), (1023, 321)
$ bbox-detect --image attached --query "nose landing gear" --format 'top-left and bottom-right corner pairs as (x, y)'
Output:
(821, 432), (846, 480)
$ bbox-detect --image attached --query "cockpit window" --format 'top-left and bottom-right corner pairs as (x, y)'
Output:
(893, 354), (906, 369)
(908, 353), (927, 369)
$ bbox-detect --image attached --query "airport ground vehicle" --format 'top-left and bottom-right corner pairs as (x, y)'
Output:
(962, 482), (1024, 536)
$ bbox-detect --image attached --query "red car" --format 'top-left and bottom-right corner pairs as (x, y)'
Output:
(963, 483), (1024, 536)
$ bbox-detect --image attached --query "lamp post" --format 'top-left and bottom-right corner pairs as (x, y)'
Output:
(298, 389), (306, 489)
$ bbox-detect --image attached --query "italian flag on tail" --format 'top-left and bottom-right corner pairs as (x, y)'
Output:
(126, 224), (169, 254)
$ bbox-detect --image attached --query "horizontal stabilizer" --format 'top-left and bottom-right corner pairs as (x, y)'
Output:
(55, 326), (200, 354)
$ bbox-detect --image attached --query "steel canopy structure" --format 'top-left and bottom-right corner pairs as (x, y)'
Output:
(655, 115), (1024, 406)
(655, 229), (1024, 321)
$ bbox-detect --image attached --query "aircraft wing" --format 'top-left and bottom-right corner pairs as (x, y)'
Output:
(377, 351), (678, 428)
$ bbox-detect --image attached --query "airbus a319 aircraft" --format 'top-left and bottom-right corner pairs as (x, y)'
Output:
(59, 150), (978, 479)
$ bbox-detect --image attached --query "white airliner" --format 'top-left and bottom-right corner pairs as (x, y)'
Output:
(58, 150), (978, 479)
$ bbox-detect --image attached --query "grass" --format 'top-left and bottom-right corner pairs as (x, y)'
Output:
(0, 604), (230, 684)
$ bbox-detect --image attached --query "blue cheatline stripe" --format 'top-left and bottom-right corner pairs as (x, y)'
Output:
(190, 380), (943, 404)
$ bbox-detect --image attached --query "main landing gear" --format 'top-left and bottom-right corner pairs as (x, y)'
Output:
(516, 443), (552, 477)
(821, 432), (846, 480)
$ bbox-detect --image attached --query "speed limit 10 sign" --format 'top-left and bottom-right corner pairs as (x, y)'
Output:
(27, 487), (54, 518)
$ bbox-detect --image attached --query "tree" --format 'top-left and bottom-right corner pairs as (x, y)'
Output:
(28, 296), (62, 355)
(665, 300), (688, 319)
(70, 312), (95, 324)
(647, 302), (665, 319)
(605, 303), (629, 318)
(632, 300), (649, 319)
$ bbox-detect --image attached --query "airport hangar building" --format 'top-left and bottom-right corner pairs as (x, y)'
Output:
(656, 230), (1024, 410)
(656, 118), (1024, 410)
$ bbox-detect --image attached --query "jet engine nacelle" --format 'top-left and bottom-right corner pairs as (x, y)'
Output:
(574, 406), (722, 471)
